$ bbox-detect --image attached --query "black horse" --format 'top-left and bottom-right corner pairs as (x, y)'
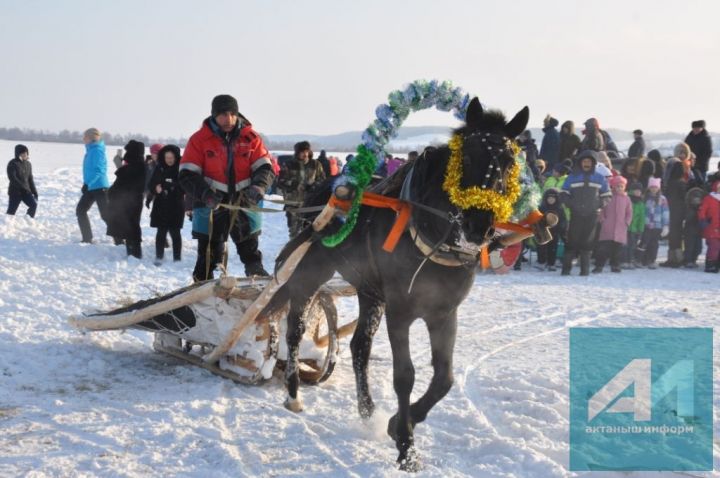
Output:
(266, 98), (529, 470)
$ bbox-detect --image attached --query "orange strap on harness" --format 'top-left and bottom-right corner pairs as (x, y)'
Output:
(329, 192), (412, 253)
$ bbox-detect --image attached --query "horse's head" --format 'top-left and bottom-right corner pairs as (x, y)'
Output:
(448, 98), (529, 244)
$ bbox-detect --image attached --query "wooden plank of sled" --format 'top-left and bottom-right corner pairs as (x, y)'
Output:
(203, 203), (340, 364)
(154, 343), (262, 385)
(69, 277), (237, 331)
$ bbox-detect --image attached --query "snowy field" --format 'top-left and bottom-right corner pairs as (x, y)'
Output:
(0, 140), (718, 477)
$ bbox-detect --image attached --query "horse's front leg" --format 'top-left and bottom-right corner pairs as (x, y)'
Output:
(386, 314), (419, 471)
(350, 291), (384, 419)
(409, 309), (457, 425)
(284, 297), (310, 412)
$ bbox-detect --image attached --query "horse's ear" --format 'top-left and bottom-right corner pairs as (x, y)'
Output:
(465, 97), (483, 127)
(504, 106), (530, 138)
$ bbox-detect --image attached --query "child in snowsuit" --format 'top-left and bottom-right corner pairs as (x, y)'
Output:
(6, 144), (38, 217)
(623, 182), (645, 268)
(639, 177), (669, 269)
(146, 145), (185, 264)
(536, 188), (566, 271)
(560, 151), (610, 276)
(593, 175), (632, 273)
(697, 180), (720, 272)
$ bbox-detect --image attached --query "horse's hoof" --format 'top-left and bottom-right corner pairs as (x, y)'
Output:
(358, 397), (375, 419)
(397, 447), (421, 472)
(284, 396), (304, 413)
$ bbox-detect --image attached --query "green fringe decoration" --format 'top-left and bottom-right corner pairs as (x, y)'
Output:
(321, 145), (378, 247)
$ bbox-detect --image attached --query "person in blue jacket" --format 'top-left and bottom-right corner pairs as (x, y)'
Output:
(540, 115), (560, 170)
(76, 127), (110, 243)
(560, 150), (611, 275)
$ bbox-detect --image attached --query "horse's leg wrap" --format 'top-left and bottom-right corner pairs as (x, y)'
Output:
(350, 292), (384, 419)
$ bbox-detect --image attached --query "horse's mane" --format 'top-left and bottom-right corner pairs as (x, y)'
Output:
(453, 109), (507, 135)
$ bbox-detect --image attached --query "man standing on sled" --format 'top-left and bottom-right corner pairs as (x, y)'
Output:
(179, 94), (275, 281)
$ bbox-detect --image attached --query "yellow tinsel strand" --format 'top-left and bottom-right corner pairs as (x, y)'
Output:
(442, 134), (521, 222)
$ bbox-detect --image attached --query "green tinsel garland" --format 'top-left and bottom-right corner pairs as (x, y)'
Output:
(321, 145), (378, 247)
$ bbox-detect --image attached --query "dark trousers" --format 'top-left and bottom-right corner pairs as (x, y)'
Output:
(193, 236), (226, 281)
(537, 233), (559, 267)
(230, 231), (263, 267)
(683, 221), (702, 264)
(76, 189), (108, 243)
(595, 240), (623, 269)
(7, 192), (37, 218)
(156, 227), (182, 261)
(640, 228), (661, 265)
(624, 231), (641, 263)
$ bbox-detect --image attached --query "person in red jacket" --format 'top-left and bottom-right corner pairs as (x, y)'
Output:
(179, 94), (275, 281)
(698, 180), (720, 272)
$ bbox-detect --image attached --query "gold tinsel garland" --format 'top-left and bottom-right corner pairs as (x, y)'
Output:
(442, 134), (521, 222)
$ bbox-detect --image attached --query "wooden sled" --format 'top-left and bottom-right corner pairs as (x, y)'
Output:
(69, 276), (357, 385)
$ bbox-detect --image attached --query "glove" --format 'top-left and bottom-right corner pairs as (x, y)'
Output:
(145, 198), (152, 209)
(242, 185), (264, 206)
(81, 184), (88, 194)
(661, 226), (669, 238)
(203, 189), (224, 210)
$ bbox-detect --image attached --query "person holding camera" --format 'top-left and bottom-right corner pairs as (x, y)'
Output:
(179, 95), (275, 281)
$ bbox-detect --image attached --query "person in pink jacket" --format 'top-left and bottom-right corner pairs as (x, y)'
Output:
(593, 175), (633, 273)
(698, 180), (720, 272)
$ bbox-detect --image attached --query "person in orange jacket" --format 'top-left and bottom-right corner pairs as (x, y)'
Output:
(179, 94), (275, 281)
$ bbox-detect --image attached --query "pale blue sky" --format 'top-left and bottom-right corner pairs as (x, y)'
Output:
(1, 0), (718, 137)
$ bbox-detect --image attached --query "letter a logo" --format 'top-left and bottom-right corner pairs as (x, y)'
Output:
(588, 358), (651, 422)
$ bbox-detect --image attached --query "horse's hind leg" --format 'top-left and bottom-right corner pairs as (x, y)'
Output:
(386, 313), (419, 470)
(283, 250), (335, 412)
(350, 291), (384, 418)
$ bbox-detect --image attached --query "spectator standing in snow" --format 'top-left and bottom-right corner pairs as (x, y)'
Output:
(539, 115), (560, 169)
(660, 159), (688, 267)
(628, 129), (646, 158)
(76, 128), (110, 243)
(698, 180), (720, 272)
(536, 188), (566, 271)
(317, 149), (331, 178)
(106, 140), (146, 259)
(558, 121), (581, 163)
(146, 145), (185, 264)
(639, 177), (669, 268)
(560, 150), (610, 276)
(593, 175), (632, 273)
(144, 143), (163, 195)
(682, 185), (705, 268)
(518, 130), (541, 181)
(277, 141), (326, 238)
(685, 120), (713, 180)
(6, 144), (38, 218)
(179, 94), (275, 281)
(623, 182), (645, 268)
(580, 118), (605, 152)
(647, 149), (665, 180)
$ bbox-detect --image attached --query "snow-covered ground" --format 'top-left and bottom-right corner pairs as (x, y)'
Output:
(0, 140), (718, 477)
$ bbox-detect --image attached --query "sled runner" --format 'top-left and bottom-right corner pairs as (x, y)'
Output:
(69, 276), (357, 385)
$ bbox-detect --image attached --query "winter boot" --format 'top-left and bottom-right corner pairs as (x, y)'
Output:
(245, 262), (270, 277)
(704, 259), (719, 273)
(579, 251), (591, 276)
(660, 248), (681, 268)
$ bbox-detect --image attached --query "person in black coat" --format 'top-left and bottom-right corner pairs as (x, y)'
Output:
(106, 140), (146, 258)
(146, 145), (184, 264)
(628, 129), (646, 158)
(647, 149), (665, 180)
(685, 120), (713, 180)
(6, 144), (38, 218)
(536, 188), (566, 271)
(660, 160), (688, 267)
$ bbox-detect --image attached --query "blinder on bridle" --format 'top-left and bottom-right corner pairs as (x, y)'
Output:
(459, 131), (515, 194)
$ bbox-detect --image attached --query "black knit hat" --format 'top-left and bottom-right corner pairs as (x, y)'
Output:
(294, 141), (312, 154)
(633, 129), (643, 136)
(14, 144), (28, 158)
(691, 120), (706, 129)
(211, 94), (239, 117)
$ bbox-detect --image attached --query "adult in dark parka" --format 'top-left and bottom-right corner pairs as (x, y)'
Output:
(539, 115), (560, 168)
(647, 149), (664, 180)
(6, 144), (38, 217)
(628, 129), (646, 158)
(685, 120), (713, 179)
(146, 144), (184, 262)
(107, 140), (146, 258)
(660, 160), (688, 267)
(558, 120), (581, 163)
